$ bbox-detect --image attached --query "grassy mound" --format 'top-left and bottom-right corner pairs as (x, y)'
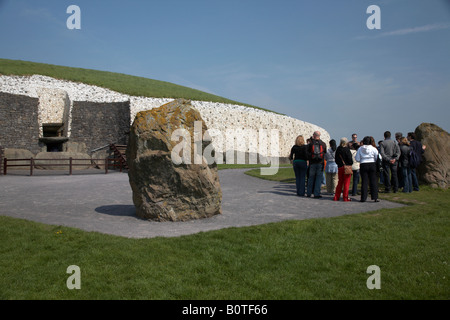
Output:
(0, 58), (274, 112)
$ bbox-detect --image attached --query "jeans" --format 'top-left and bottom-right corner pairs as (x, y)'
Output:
(411, 168), (419, 191)
(293, 160), (307, 196)
(307, 163), (324, 197)
(402, 166), (413, 193)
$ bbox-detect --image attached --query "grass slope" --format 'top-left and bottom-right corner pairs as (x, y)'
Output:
(0, 58), (275, 112)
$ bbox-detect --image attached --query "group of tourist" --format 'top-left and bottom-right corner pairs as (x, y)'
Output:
(289, 130), (426, 203)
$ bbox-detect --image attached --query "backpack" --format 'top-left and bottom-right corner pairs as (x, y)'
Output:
(311, 140), (324, 161)
(409, 148), (420, 168)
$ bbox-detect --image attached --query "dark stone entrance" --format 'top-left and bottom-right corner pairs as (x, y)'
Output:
(40, 123), (67, 152)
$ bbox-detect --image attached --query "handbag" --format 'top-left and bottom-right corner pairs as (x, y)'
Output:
(340, 154), (353, 175)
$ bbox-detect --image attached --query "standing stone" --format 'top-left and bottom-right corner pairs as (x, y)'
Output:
(126, 99), (222, 221)
(415, 123), (450, 189)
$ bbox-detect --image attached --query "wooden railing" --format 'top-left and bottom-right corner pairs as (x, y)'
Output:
(0, 146), (3, 176)
(110, 144), (128, 169)
(3, 157), (125, 176)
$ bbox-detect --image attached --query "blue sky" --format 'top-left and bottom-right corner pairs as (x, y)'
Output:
(1, 0), (449, 143)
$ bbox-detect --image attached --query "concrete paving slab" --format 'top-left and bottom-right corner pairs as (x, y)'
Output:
(0, 169), (404, 238)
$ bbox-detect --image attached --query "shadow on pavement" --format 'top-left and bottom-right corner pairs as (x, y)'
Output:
(95, 204), (137, 217)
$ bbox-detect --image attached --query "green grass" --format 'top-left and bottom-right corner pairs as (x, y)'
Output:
(245, 166), (296, 182)
(0, 58), (276, 113)
(0, 185), (448, 300)
(217, 163), (291, 170)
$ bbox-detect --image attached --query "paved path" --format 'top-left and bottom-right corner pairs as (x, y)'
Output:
(0, 169), (404, 238)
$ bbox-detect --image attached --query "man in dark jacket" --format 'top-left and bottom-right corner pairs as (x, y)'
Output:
(307, 131), (327, 198)
(380, 131), (400, 193)
(407, 132), (426, 191)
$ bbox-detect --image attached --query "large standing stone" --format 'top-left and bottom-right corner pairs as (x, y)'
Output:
(126, 99), (222, 221)
(415, 123), (450, 189)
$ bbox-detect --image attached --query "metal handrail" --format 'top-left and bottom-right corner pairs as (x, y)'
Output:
(89, 144), (111, 154)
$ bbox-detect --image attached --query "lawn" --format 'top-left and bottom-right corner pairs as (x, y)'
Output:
(245, 166), (296, 183)
(0, 179), (448, 300)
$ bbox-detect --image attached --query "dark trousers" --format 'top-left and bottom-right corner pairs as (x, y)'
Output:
(382, 160), (398, 192)
(352, 169), (360, 196)
(293, 160), (308, 196)
(360, 162), (378, 201)
(398, 164), (404, 189)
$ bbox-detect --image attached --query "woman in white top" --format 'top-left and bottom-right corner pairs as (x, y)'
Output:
(355, 136), (380, 202)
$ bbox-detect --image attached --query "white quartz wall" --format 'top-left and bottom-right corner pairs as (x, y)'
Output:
(0, 75), (330, 158)
(36, 87), (70, 137)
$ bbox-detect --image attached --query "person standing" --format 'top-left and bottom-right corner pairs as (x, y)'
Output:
(307, 131), (327, 198)
(377, 140), (384, 185)
(380, 131), (400, 193)
(395, 132), (404, 190)
(347, 133), (359, 147)
(289, 135), (309, 196)
(350, 142), (360, 196)
(333, 137), (353, 202)
(399, 137), (413, 193)
(356, 136), (380, 202)
(407, 132), (426, 191)
(325, 139), (338, 194)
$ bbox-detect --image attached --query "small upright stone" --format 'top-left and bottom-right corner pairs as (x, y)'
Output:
(126, 99), (222, 221)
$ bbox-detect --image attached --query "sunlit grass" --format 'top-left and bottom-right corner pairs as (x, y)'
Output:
(0, 186), (448, 299)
